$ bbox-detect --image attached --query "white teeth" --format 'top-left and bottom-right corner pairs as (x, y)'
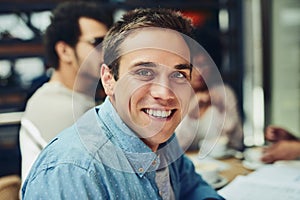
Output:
(145, 109), (172, 118)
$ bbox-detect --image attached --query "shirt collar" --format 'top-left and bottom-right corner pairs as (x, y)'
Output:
(98, 97), (162, 176)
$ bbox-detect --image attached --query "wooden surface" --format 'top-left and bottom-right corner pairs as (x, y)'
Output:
(186, 151), (253, 184)
(0, 175), (21, 200)
(218, 157), (253, 182)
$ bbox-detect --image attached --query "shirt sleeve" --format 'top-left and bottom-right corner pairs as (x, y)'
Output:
(178, 155), (225, 200)
(22, 163), (108, 199)
(19, 119), (47, 186)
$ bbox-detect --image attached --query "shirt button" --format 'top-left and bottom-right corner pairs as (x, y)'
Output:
(138, 168), (144, 173)
(152, 160), (157, 166)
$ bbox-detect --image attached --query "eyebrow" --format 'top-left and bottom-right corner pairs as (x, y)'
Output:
(132, 61), (192, 70)
(174, 63), (193, 70)
(132, 61), (157, 68)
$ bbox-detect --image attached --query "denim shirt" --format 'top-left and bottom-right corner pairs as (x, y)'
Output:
(22, 98), (223, 200)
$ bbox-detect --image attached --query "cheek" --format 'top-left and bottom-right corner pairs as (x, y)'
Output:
(127, 86), (149, 112)
(173, 85), (193, 114)
(113, 78), (145, 114)
(115, 75), (149, 99)
(115, 87), (150, 131)
(76, 47), (88, 61)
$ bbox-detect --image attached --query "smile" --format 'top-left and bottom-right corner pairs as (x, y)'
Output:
(144, 109), (173, 118)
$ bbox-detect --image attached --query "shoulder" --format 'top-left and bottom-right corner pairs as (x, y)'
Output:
(23, 82), (85, 135)
(27, 82), (72, 104)
(224, 84), (236, 95)
(24, 83), (71, 115)
(25, 109), (109, 178)
(21, 126), (108, 198)
(30, 126), (93, 172)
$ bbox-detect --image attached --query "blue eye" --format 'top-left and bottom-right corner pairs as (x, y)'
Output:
(137, 69), (153, 76)
(170, 71), (189, 83)
(170, 71), (186, 79)
(134, 68), (155, 81)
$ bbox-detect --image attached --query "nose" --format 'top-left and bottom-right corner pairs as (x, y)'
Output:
(149, 79), (175, 101)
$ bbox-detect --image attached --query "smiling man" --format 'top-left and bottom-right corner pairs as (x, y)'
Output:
(22, 8), (224, 200)
(102, 27), (193, 152)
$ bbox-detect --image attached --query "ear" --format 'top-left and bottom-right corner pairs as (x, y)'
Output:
(55, 41), (74, 63)
(101, 64), (115, 97)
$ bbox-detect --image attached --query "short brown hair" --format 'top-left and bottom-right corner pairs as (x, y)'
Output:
(103, 8), (194, 80)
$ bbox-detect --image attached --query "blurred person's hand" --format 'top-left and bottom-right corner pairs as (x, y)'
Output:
(261, 140), (300, 163)
(265, 125), (297, 142)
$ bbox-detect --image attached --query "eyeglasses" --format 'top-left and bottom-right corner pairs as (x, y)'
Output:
(79, 36), (104, 48)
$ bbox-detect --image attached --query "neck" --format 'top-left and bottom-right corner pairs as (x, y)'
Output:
(141, 139), (159, 152)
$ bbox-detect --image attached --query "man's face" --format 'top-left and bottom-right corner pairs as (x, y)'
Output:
(71, 17), (108, 96)
(102, 28), (194, 151)
(74, 17), (108, 81)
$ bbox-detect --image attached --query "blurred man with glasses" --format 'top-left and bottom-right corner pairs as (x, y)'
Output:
(19, 1), (113, 186)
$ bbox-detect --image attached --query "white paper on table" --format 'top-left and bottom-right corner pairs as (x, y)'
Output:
(246, 165), (300, 183)
(218, 165), (300, 200)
